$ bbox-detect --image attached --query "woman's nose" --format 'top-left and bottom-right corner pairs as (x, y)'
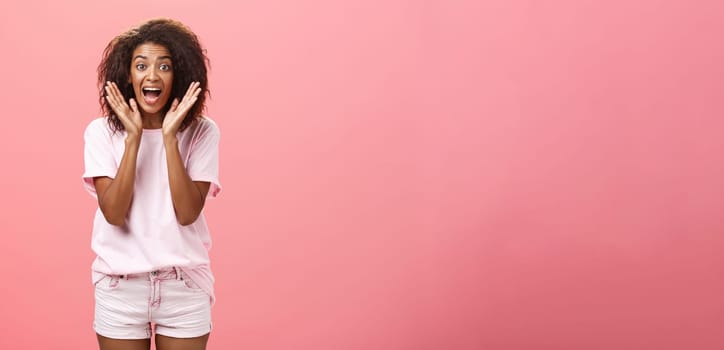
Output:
(146, 68), (158, 81)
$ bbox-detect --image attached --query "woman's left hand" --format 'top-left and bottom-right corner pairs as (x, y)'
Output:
(163, 81), (202, 138)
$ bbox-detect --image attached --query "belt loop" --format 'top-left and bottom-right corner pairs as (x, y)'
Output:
(174, 266), (182, 280)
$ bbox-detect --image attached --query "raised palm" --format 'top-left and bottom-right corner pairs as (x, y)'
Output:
(163, 81), (202, 137)
(105, 81), (142, 136)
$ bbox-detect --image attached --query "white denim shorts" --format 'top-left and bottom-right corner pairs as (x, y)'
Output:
(94, 267), (211, 339)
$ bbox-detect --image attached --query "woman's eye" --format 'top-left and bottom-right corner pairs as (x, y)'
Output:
(160, 64), (171, 71)
(136, 63), (146, 71)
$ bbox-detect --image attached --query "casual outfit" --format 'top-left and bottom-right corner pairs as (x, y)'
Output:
(82, 116), (221, 339)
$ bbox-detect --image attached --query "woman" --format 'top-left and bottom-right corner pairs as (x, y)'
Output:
(83, 18), (220, 350)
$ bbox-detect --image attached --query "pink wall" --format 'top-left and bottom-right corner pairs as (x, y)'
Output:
(1, 0), (723, 349)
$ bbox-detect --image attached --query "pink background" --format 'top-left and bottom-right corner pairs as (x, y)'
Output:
(1, 0), (723, 349)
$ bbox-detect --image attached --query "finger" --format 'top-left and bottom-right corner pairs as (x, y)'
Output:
(104, 83), (117, 106)
(104, 94), (116, 112)
(110, 82), (126, 104)
(107, 82), (123, 109)
(181, 85), (202, 107)
(105, 87), (122, 113)
(179, 82), (192, 103)
(170, 98), (180, 112)
(179, 96), (199, 114)
(183, 81), (197, 101)
(106, 82), (133, 121)
(104, 85), (112, 105)
(107, 81), (118, 100)
(129, 98), (138, 113)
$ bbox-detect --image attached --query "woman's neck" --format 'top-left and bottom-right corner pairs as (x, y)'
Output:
(142, 113), (163, 129)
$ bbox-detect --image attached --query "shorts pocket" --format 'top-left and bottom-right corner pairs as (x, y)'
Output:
(180, 273), (205, 293)
(95, 275), (121, 290)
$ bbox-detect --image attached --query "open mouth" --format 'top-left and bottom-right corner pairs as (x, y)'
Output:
(142, 87), (162, 105)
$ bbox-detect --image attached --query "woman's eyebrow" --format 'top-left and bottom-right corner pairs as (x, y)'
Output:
(133, 55), (172, 60)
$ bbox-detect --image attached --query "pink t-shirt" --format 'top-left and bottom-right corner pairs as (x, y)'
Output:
(82, 116), (221, 304)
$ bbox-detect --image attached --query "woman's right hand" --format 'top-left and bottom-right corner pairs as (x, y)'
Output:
(105, 81), (142, 138)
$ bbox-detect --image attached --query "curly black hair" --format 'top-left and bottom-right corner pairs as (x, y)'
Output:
(97, 18), (210, 132)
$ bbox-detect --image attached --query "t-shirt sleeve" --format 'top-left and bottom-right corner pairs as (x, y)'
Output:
(188, 119), (222, 198)
(82, 119), (118, 198)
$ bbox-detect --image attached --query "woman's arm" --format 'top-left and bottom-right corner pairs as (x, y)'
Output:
(164, 136), (211, 225)
(160, 82), (208, 225)
(95, 82), (144, 226)
(93, 136), (141, 226)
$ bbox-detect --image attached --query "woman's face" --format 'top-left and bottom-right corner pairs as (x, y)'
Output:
(128, 42), (174, 118)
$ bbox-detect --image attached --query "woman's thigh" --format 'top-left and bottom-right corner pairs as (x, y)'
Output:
(97, 334), (151, 350)
(155, 333), (209, 350)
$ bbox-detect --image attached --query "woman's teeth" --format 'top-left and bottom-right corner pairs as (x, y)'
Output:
(142, 88), (162, 104)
